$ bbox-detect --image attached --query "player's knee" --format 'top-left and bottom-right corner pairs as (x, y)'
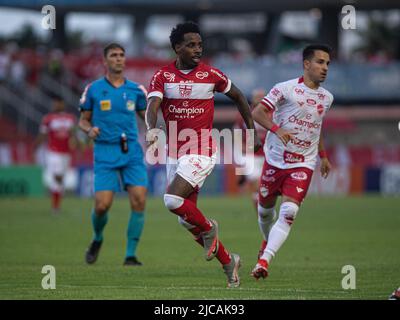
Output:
(131, 197), (146, 212)
(258, 204), (276, 222)
(279, 202), (299, 226)
(95, 202), (111, 215)
(163, 194), (184, 211)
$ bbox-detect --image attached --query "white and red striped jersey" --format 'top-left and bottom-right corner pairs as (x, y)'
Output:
(40, 112), (76, 154)
(148, 61), (231, 158)
(260, 76), (333, 170)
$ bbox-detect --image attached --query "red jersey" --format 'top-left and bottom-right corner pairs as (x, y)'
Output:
(233, 114), (267, 157)
(40, 112), (76, 154)
(148, 61), (231, 158)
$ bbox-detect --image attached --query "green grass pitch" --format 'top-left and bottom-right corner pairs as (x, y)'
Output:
(0, 195), (399, 299)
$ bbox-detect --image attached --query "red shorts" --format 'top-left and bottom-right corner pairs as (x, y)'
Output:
(258, 161), (314, 204)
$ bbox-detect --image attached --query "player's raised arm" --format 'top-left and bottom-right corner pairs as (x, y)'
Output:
(318, 131), (331, 179)
(252, 103), (293, 146)
(225, 83), (262, 152)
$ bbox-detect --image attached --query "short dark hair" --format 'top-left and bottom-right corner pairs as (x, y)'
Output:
(170, 21), (201, 51)
(103, 43), (125, 57)
(302, 44), (332, 61)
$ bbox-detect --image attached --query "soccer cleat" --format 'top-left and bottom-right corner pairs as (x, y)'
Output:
(257, 240), (267, 260)
(251, 258), (269, 280)
(201, 219), (219, 261)
(223, 253), (241, 288)
(389, 287), (400, 300)
(85, 240), (102, 264)
(124, 256), (143, 266)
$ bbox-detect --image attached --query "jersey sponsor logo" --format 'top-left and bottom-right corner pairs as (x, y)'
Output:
(260, 185), (269, 197)
(283, 151), (305, 164)
(317, 104), (324, 115)
(179, 83), (193, 98)
(151, 70), (162, 88)
(307, 98), (317, 105)
(164, 72), (176, 82)
(100, 100), (111, 111)
(210, 68), (226, 81)
(195, 71), (209, 79)
(288, 115), (321, 129)
(289, 136), (311, 149)
(168, 104), (205, 119)
(290, 171), (308, 181)
(295, 88), (305, 95)
(126, 100), (136, 111)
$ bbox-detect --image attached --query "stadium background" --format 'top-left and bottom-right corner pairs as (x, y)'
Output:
(0, 0), (399, 300)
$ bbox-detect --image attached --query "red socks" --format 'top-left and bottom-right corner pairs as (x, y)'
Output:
(188, 226), (231, 265)
(170, 199), (211, 232)
(51, 192), (61, 210)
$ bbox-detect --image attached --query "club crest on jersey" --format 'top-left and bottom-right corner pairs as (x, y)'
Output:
(260, 186), (269, 197)
(179, 83), (192, 98)
(126, 100), (135, 111)
(265, 169), (275, 175)
(290, 171), (308, 181)
(195, 71), (208, 79)
(100, 100), (111, 111)
(317, 104), (324, 115)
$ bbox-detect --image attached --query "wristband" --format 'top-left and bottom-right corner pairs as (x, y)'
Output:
(270, 124), (280, 134)
(319, 150), (328, 159)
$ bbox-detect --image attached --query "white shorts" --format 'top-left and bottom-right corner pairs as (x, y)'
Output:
(241, 155), (264, 181)
(166, 154), (217, 189)
(45, 151), (71, 176)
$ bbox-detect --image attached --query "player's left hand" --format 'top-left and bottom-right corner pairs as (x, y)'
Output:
(320, 158), (332, 179)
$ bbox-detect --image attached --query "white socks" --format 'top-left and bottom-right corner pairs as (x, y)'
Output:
(261, 202), (299, 264)
(258, 204), (276, 241)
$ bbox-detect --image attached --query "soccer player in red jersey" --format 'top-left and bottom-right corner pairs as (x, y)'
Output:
(34, 95), (77, 213)
(145, 22), (261, 288)
(251, 44), (333, 279)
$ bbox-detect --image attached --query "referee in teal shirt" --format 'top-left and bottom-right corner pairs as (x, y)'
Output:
(79, 43), (148, 266)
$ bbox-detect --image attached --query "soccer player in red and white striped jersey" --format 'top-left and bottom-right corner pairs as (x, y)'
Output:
(34, 95), (77, 213)
(251, 44), (333, 280)
(145, 22), (261, 288)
